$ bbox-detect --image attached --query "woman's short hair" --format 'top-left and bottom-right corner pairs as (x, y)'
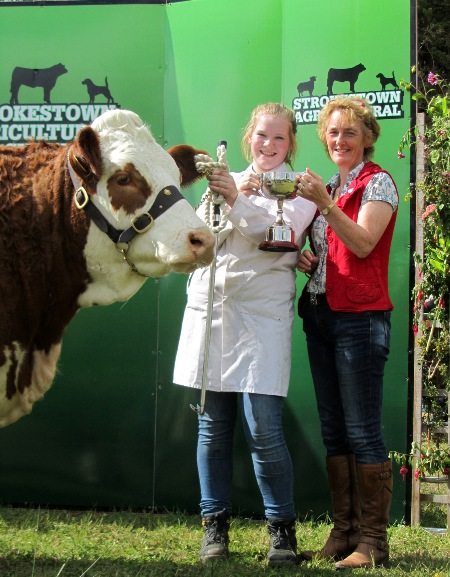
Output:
(317, 97), (380, 161)
(241, 102), (298, 169)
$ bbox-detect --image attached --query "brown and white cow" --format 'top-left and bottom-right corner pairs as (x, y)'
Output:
(0, 109), (215, 427)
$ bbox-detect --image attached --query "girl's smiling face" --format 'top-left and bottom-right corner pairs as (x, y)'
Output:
(249, 115), (292, 173)
(326, 109), (371, 171)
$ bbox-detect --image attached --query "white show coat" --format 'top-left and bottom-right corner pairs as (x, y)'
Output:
(173, 163), (316, 397)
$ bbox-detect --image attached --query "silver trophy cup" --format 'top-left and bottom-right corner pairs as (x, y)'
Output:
(258, 171), (300, 252)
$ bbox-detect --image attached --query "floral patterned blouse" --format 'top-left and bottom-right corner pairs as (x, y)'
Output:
(307, 161), (398, 295)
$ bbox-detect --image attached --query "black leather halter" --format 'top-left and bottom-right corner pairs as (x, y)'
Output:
(67, 150), (184, 245)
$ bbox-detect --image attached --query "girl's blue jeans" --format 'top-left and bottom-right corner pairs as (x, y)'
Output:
(302, 295), (391, 464)
(196, 390), (295, 520)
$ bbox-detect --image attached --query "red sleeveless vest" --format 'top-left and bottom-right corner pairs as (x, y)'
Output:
(325, 162), (398, 312)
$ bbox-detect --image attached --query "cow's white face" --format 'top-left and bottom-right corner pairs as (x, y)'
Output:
(0, 110), (214, 427)
(75, 110), (214, 306)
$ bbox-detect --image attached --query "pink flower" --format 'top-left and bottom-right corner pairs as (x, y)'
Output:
(438, 296), (445, 309)
(422, 204), (437, 220)
(427, 72), (440, 85)
(400, 466), (408, 480)
(414, 469), (421, 480)
(417, 290), (423, 303)
(443, 467), (449, 476)
(397, 151), (405, 159)
(413, 324), (418, 336)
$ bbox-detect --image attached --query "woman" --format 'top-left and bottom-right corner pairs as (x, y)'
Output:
(173, 103), (316, 566)
(296, 97), (398, 570)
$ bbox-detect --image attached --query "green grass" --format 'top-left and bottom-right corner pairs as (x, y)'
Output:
(420, 480), (450, 529)
(0, 507), (449, 577)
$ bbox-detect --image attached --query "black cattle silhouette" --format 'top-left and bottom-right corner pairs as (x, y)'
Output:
(327, 64), (366, 96)
(10, 63), (68, 105)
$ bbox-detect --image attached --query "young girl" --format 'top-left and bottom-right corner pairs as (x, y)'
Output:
(173, 103), (316, 566)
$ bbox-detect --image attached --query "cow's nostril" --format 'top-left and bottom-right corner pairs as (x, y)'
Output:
(187, 230), (215, 265)
(188, 230), (213, 248)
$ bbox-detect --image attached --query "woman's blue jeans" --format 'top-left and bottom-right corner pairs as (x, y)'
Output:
(196, 390), (295, 520)
(302, 296), (391, 464)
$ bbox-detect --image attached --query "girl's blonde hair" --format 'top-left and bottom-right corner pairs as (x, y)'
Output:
(317, 97), (380, 161)
(241, 102), (298, 169)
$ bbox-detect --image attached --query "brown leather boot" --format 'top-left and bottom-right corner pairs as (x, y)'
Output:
(335, 459), (392, 570)
(301, 455), (360, 561)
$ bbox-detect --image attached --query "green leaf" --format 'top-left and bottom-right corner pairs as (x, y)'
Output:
(429, 149), (440, 164)
(428, 257), (445, 273)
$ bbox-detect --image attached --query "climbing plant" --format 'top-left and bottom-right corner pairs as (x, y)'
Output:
(391, 71), (450, 479)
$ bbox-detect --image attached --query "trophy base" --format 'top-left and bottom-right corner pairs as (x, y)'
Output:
(258, 240), (299, 252)
(259, 222), (298, 252)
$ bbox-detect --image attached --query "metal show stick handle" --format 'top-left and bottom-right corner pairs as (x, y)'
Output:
(191, 140), (227, 416)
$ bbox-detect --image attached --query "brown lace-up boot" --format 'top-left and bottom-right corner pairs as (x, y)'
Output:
(335, 459), (392, 570)
(301, 454), (361, 561)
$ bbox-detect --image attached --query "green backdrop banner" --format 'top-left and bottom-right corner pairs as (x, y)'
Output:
(0, 0), (412, 521)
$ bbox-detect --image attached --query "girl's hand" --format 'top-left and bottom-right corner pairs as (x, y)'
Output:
(238, 173), (261, 197)
(297, 249), (319, 274)
(207, 169), (239, 206)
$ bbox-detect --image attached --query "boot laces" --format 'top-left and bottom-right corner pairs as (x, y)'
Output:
(203, 518), (228, 546)
(269, 524), (295, 551)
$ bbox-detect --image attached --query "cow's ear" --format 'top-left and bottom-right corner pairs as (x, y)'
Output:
(168, 145), (210, 188)
(71, 126), (103, 183)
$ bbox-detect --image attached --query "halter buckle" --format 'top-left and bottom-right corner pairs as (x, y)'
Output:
(131, 212), (154, 234)
(74, 187), (89, 209)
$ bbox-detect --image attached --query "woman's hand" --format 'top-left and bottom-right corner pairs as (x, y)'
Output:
(207, 169), (239, 207)
(297, 168), (395, 259)
(296, 168), (331, 213)
(297, 249), (319, 274)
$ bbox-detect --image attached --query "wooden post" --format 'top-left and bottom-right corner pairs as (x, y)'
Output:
(411, 112), (425, 526)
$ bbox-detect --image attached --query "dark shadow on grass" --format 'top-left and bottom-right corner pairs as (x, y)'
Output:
(0, 555), (346, 577)
(0, 507), (203, 532)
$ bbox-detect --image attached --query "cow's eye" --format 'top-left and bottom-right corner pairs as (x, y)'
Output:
(116, 172), (131, 185)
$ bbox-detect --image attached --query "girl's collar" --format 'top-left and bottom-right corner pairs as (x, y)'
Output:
(250, 161), (288, 176)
